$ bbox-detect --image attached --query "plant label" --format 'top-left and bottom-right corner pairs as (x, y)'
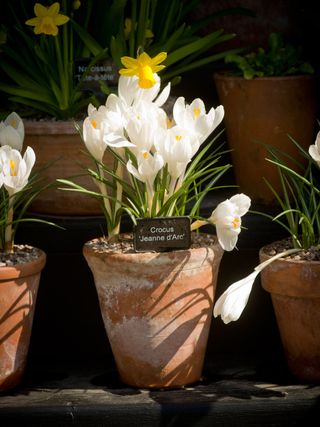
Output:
(134, 217), (191, 252)
(74, 58), (119, 100)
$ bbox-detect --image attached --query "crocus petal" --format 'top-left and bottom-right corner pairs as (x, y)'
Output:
(5, 112), (24, 142)
(229, 193), (251, 217)
(213, 271), (259, 324)
(209, 193), (251, 251)
(0, 126), (23, 151)
(216, 226), (239, 251)
(154, 82), (171, 107)
(23, 146), (36, 172)
(309, 132), (320, 166)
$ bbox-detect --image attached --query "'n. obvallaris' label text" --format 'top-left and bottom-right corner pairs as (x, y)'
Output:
(134, 217), (191, 252)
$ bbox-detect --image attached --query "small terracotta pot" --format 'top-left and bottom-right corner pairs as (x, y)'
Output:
(83, 235), (223, 389)
(0, 248), (46, 391)
(24, 120), (113, 216)
(260, 245), (320, 382)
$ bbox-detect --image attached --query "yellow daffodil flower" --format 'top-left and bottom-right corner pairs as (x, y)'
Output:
(119, 52), (167, 89)
(25, 2), (69, 36)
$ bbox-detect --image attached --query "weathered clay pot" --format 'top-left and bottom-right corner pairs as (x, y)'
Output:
(83, 234), (224, 389)
(260, 245), (320, 383)
(0, 248), (46, 391)
(24, 120), (113, 216)
(214, 74), (317, 205)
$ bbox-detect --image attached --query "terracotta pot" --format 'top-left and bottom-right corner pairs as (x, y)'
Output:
(24, 120), (113, 216)
(214, 74), (317, 205)
(83, 234), (224, 389)
(0, 248), (46, 391)
(259, 245), (320, 382)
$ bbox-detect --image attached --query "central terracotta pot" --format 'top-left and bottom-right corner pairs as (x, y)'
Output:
(83, 234), (224, 389)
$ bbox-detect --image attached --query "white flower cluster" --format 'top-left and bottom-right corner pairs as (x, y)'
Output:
(83, 74), (224, 196)
(82, 73), (251, 250)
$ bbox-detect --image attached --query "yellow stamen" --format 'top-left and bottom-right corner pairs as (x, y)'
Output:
(167, 118), (173, 128)
(232, 217), (241, 229)
(175, 135), (182, 141)
(10, 159), (17, 176)
(91, 119), (97, 129)
(143, 151), (148, 159)
(193, 107), (201, 119)
(9, 118), (17, 128)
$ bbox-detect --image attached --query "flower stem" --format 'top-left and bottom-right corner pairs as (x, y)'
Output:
(4, 206), (14, 253)
(256, 248), (302, 272)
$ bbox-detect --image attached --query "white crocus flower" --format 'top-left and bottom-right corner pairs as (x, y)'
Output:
(84, 102), (133, 162)
(0, 112), (25, 151)
(214, 248), (300, 324)
(155, 126), (195, 181)
(213, 271), (259, 324)
(118, 75), (171, 107)
(127, 150), (164, 189)
(173, 97), (224, 144)
(83, 115), (109, 162)
(0, 145), (35, 195)
(210, 194), (251, 251)
(126, 101), (167, 154)
(309, 131), (320, 167)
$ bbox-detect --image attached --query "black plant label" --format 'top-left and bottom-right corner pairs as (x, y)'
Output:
(74, 58), (119, 100)
(134, 217), (191, 252)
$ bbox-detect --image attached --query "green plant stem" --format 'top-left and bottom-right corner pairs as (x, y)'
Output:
(54, 36), (68, 110)
(98, 165), (112, 216)
(4, 206), (14, 253)
(115, 161), (123, 216)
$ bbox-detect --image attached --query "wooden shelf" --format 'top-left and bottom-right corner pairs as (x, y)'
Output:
(1, 358), (319, 427)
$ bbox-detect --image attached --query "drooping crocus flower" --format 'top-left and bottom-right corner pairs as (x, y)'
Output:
(119, 52), (167, 89)
(213, 248), (300, 324)
(0, 112), (25, 151)
(26, 2), (69, 36)
(213, 271), (259, 323)
(309, 131), (320, 167)
(191, 194), (251, 251)
(209, 194), (251, 251)
(0, 145), (36, 195)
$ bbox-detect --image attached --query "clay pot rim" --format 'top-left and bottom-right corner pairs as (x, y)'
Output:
(83, 234), (223, 262)
(259, 245), (320, 266)
(0, 247), (46, 280)
(259, 243), (320, 298)
(213, 72), (315, 83)
(24, 120), (83, 135)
